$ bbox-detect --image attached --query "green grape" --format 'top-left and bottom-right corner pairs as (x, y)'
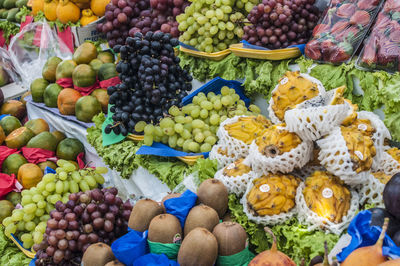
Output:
(218, 22), (226, 30)
(56, 167), (63, 174)
(36, 181), (46, 192)
(204, 117), (210, 125)
(194, 132), (205, 143)
(192, 128), (202, 136)
(58, 171), (68, 181)
(183, 123), (193, 132)
(35, 207), (45, 217)
(32, 194), (43, 203)
(221, 115), (228, 122)
(190, 108), (200, 118)
(37, 200), (46, 209)
(216, 9), (224, 19)
(217, 43), (227, 50)
(192, 119), (205, 129)
(210, 114), (220, 125)
(41, 190), (49, 197)
(197, 15), (207, 25)
(205, 45), (213, 53)
(144, 124), (155, 135)
(21, 195), (32, 205)
(198, 26), (205, 35)
(161, 135), (169, 144)
(204, 22), (212, 31)
(182, 140), (190, 152)
(168, 135), (178, 148)
(226, 21), (234, 31)
(200, 109), (209, 119)
(144, 134), (154, 146)
(189, 38), (197, 46)
(33, 231), (43, 244)
(154, 126), (163, 137)
(69, 180), (79, 193)
(205, 135), (217, 145)
(35, 222), (46, 232)
(178, 21), (188, 31)
(163, 127), (175, 136)
(134, 121), (147, 132)
(174, 123), (184, 134)
(40, 215), (50, 222)
(221, 95), (232, 106)
(226, 31), (235, 39)
(235, 110), (244, 115)
(4, 223), (17, 237)
(249, 104), (261, 113)
(63, 180), (70, 193)
(236, 1), (244, 8)
(93, 173), (105, 185)
(11, 209), (24, 221)
(24, 203), (37, 214)
(245, 2), (253, 12)
(184, 116), (193, 124)
(222, 0), (230, 5)
(206, 0), (213, 4)
(85, 175), (97, 188)
(50, 194), (61, 204)
(42, 173), (55, 184)
(205, 10), (214, 18)
(200, 101), (213, 110)
(55, 180), (64, 194)
(221, 86), (230, 96)
(177, 138), (185, 147)
(215, 0), (221, 6)
(210, 17), (218, 25)
(71, 172), (81, 184)
(188, 142), (200, 152)
(187, 16), (195, 25)
(62, 195), (69, 203)
(169, 106), (181, 116)
(25, 221), (36, 231)
(64, 163), (76, 172)
(204, 37), (213, 45)
(192, 96), (200, 105)
(17, 221), (25, 231)
(174, 115), (185, 124)
(218, 30), (226, 40)
(23, 212), (35, 222)
(222, 5), (232, 13)
(200, 143), (212, 152)
(203, 130), (213, 138)
(57, 159), (68, 167)
(213, 100), (222, 110)
(2, 216), (13, 227)
(182, 129), (192, 140)
(21, 190), (31, 197)
(45, 182), (55, 192)
(79, 180), (90, 192)
(160, 118), (175, 129)
(207, 92), (216, 100)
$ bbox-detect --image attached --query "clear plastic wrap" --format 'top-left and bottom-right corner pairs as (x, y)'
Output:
(357, 0), (400, 72)
(305, 0), (383, 64)
(0, 47), (20, 86)
(7, 22), (72, 89)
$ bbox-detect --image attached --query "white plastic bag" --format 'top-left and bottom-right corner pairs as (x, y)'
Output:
(0, 47), (20, 85)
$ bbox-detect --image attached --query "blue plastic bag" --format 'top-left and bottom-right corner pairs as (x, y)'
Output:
(240, 40), (306, 55)
(133, 253), (179, 266)
(337, 210), (400, 262)
(44, 166), (56, 174)
(164, 189), (198, 228)
(136, 142), (209, 158)
(0, 114), (10, 120)
(111, 230), (149, 266)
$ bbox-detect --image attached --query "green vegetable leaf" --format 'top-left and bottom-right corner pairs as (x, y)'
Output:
(0, 21), (19, 44)
(0, 226), (31, 266)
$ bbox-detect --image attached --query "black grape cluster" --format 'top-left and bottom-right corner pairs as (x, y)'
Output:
(243, 0), (320, 49)
(105, 31), (193, 136)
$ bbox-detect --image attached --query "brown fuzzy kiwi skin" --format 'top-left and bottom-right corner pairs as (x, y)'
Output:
(178, 227), (218, 266)
(212, 222), (247, 256)
(128, 199), (164, 232)
(161, 193), (182, 211)
(222, 211), (233, 222)
(82, 243), (115, 266)
(148, 214), (182, 243)
(184, 205), (219, 237)
(104, 260), (125, 266)
(197, 179), (228, 218)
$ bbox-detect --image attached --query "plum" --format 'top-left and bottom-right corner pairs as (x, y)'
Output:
(305, 40), (322, 60)
(336, 3), (356, 18)
(350, 10), (371, 26)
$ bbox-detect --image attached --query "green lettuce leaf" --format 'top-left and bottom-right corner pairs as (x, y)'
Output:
(0, 226), (31, 266)
(0, 21), (19, 44)
(191, 158), (218, 183)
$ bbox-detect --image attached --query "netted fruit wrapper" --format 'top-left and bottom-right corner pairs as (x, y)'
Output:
(374, 149), (400, 176)
(214, 163), (257, 197)
(357, 172), (387, 207)
(209, 144), (241, 170)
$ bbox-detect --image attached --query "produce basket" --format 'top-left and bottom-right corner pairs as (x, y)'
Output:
(229, 41), (303, 60)
(178, 42), (231, 61)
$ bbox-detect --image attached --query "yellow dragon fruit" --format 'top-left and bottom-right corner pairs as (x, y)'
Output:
(224, 115), (271, 145)
(223, 158), (251, 177)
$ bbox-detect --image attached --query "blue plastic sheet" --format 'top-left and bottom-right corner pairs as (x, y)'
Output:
(179, 42), (200, 51)
(111, 230), (149, 266)
(0, 114), (10, 120)
(44, 166), (56, 174)
(133, 253), (179, 266)
(337, 210), (400, 262)
(136, 142), (209, 158)
(29, 258), (36, 266)
(164, 189), (198, 228)
(241, 40), (306, 55)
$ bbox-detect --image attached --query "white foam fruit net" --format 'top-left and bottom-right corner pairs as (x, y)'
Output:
(214, 166), (258, 197)
(357, 172), (385, 207)
(316, 127), (370, 186)
(247, 139), (313, 175)
(216, 116), (251, 158)
(241, 180), (298, 225)
(375, 150), (400, 176)
(285, 103), (350, 142)
(209, 144), (241, 170)
(268, 73), (327, 124)
(296, 183), (359, 235)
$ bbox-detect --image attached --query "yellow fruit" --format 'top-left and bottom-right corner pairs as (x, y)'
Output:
(303, 171), (351, 223)
(346, 119), (375, 137)
(17, 163), (44, 189)
(80, 9), (98, 26)
(341, 126), (376, 173)
(224, 115), (271, 145)
(43, 0), (58, 21)
(386, 147), (400, 163)
(271, 71), (320, 121)
(328, 86), (346, 105)
(342, 99), (359, 126)
(246, 173), (300, 216)
(56, 0), (80, 24)
(255, 124), (302, 157)
(223, 158), (251, 177)
(217, 147), (235, 158)
(372, 172), (392, 185)
(90, 0), (109, 16)
(32, 0), (45, 16)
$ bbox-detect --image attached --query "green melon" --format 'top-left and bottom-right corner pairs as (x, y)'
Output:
(2, 153), (27, 176)
(26, 131), (58, 152)
(44, 84), (63, 108)
(42, 56), (62, 83)
(30, 78), (49, 103)
(0, 116), (21, 136)
(56, 138), (84, 161)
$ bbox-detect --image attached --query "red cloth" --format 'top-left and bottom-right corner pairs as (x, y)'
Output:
(77, 152), (86, 169)
(21, 147), (57, 164)
(56, 78), (74, 88)
(0, 146), (19, 169)
(33, 25), (44, 48)
(74, 80), (100, 96)
(99, 76), (121, 88)
(0, 173), (18, 199)
(0, 30), (6, 48)
(57, 26), (74, 54)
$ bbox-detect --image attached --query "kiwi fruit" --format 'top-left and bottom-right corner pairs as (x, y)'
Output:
(222, 211), (234, 222)
(128, 199), (164, 232)
(82, 243), (115, 266)
(197, 179), (228, 218)
(161, 192), (181, 211)
(104, 260), (125, 266)
(148, 214), (182, 243)
(184, 205), (219, 236)
(212, 222), (247, 256)
(178, 227), (218, 266)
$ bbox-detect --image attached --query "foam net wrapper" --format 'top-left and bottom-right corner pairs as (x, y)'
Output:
(357, 111), (391, 169)
(240, 180), (298, 225)
(375, 150), (400, 176)
(285, 103), (350, 142)
(294, 165), (326, 179)
(216, 116), (252, 158)
(214, 166), (258, 196)
(209, 144), (241, 170)
(268, 73), (327, 125)
(247, 139), (313, 174)
(296, 182), (359, 234)
(357, 172), (385, 207)
(317, 127), (370, 186)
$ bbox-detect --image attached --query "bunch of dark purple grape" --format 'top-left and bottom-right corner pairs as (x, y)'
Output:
(33, 188), (132, 266)
(97, 0), (190, 47)
(243, 0), (320, 49)
(104, 31), (192, 136)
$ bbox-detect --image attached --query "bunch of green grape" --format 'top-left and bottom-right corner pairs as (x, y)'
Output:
(136, 86), (261, 152)
(2, 160), (107, 249)
(176, 0), (250, 53)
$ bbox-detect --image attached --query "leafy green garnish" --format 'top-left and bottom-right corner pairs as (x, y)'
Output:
(0, 226), (31, 266)
(0, 21), (19, 44)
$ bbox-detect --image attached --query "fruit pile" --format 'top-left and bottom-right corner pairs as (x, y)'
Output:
(0, 66), (11, 87)
(177, 0), (256, 53)
(305, 0), (382, 63)
(2, 160), (107, 250)
(31, 0), (107, 25)
(0, 0), (30, 23)
(137, 87), (261, 152)
(30, 42), (115, 123)
(210, 71), (400, 234)
(243, 0), (321, 49)
(33, 187), (132, 265)
(104, 31), (192, 136)
(97, 0), (190, 47)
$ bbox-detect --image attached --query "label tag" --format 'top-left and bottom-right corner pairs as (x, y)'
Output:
(322, 188), (333, 199)
(259, 184), (270, 193)
(280, 77), (289, 85)
(173, 233), (182, 244)
(358, 124), (368, 131)
(355, 151), (364, 160)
